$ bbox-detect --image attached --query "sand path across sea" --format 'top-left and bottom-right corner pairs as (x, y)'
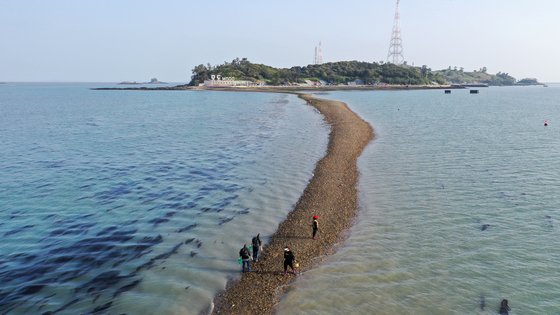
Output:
(212, 93), (374, 314)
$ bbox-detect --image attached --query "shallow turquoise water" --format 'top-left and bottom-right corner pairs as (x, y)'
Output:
(5, 83), (559, 314)
(278, 86), (560, 314)
(0, 83), (328, 314)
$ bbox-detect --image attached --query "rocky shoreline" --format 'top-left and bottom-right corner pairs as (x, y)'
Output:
(92, 84), (463, 92)
(211, 93), (374, 314)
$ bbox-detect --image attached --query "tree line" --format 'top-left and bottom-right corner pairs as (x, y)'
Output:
(188, 58), (520, 86)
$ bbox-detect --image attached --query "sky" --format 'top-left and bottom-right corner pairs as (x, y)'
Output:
(1, 0), (559, 82)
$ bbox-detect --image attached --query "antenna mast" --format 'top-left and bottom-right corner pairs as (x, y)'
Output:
(314, 41), (323, 65)
(387, 0), (404, 64)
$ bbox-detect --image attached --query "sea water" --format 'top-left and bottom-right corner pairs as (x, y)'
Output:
(277, 86), (560, 314)
(0, 83), (328, 314)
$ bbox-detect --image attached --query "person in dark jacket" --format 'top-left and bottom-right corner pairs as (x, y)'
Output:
(283, 246), (296, 275)
(251, 234), (262, 262)
(499, 299), (510, 315)
(239, 244), (251, 272)
(312, 215), (319, 239)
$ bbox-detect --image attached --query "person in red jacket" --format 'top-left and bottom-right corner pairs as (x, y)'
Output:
(312, 215), (319, 239)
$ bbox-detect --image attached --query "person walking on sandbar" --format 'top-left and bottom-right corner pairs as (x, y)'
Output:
(251, 233), (262, 262)
(283, 246), (296, 275)
(312, 215), (319, 239)
(239, 244), (251, 272)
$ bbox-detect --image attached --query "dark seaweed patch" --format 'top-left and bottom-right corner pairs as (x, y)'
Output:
(39, 160), (64, 169)
(138, 187), (175, 204)
(166, 192), (190, 202)
(18, 284), (45, 295)
(9, 210), (25, 220)
(176, 224), (197, 233)
(148, 218), (169, 226)
(48, 222), (96, 237)
(193, 195), (205, 202)
(94, 182), (137, 202)
(211, 195), (238, 211)
(91, 301), (112, 313)
(96, 226), (119, 236)
(140, 234), (163, 245)
(160, 202), (195, 211)
(0, 151), (245, 313)
(152, 242), (182, 261)
(237, 208), (250, 215)
(52, 298), (79, 313)
(218, 217), (234, 225)
(4, 224), (35, 237)
(30, 293), (55, 309)
(113, 279), (141, 298)
(189, 169), (210, 178)
(110, 204), (126, 211)
(76, 270), (132, 294)
(185, 201), (197, 209)
(134, 242), (183, 273)
(0, 226), (166, 312)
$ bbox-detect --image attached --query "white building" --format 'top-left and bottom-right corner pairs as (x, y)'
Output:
(203, 76), (254, 87)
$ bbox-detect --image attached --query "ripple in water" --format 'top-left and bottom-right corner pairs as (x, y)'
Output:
(279, 86), (560, 314)
(0, 85), (328, 314)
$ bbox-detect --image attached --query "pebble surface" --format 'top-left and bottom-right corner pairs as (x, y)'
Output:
(212, 93), (374, 315)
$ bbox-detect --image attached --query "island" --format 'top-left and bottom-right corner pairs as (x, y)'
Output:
(118, 78), (167, 85)
(515, 78), (544, 86)
(96, 58), (541, 91)
(188, 58), (533, 87)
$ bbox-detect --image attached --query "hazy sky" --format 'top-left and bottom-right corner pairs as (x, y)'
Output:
(2, 0), (559, 82)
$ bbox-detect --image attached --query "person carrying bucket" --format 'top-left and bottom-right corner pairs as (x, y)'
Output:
(239, 244), (251, 272)
(283, 246), (297, 275)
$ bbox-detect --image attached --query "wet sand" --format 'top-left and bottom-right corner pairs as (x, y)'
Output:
(212, 93), (374, 314)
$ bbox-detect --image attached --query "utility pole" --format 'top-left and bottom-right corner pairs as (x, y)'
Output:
(387, 0), (404, 64)
(314, 41), (323, 65)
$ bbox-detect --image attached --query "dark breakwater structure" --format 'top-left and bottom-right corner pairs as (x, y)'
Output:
(212, 92), (374, 314)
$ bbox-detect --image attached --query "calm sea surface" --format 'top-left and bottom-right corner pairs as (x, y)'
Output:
(278, 86), (560, 314)
(0, 83), (328, 314)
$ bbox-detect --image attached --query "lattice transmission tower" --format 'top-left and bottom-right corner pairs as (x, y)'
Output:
(387, 0), (404, 64)
(314, 41), (323, 65)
